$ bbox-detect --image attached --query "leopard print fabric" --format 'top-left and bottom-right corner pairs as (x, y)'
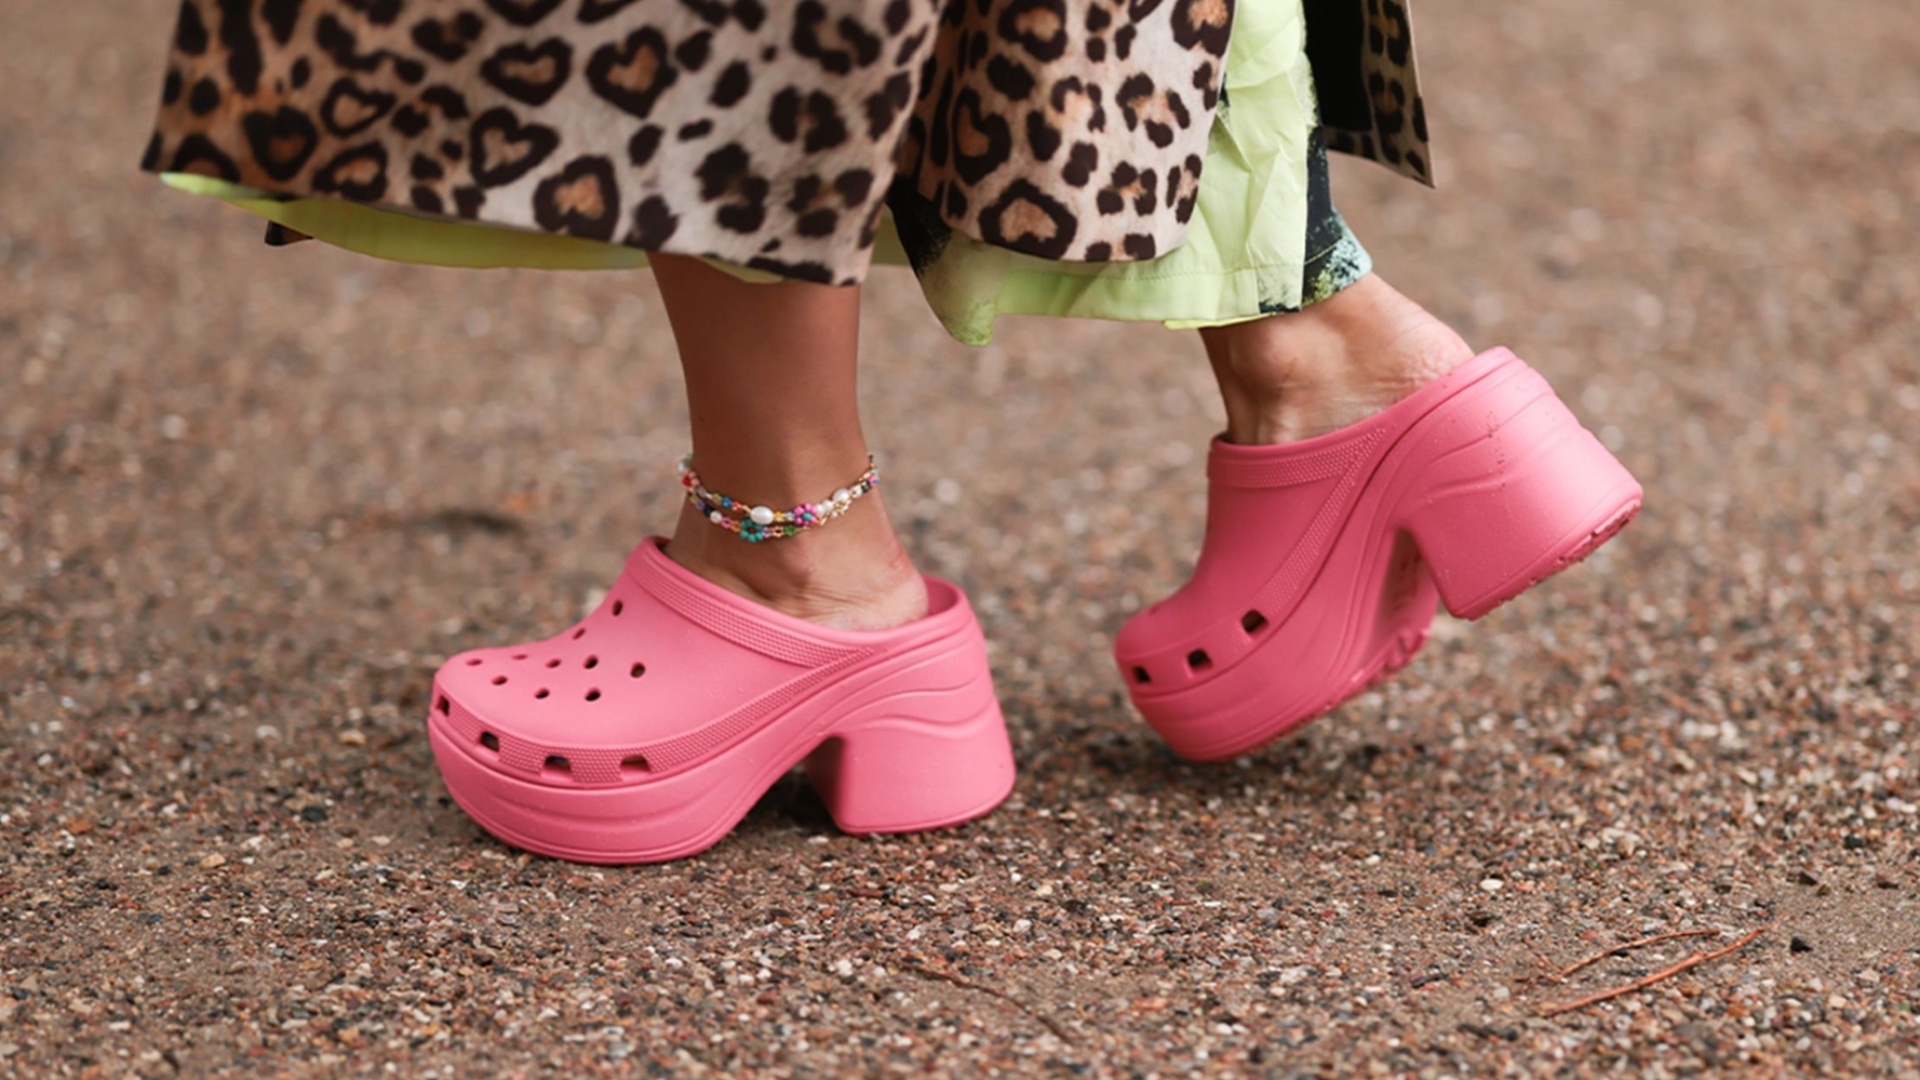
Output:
(896, 0), (1232, 263)
(142, 0), (1243, 284)
(1306, 0), (1431, 185)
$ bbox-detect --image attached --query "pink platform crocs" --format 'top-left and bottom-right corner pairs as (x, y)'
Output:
(1115, 348), (1642, 761)
(426, 539), (1016, 864)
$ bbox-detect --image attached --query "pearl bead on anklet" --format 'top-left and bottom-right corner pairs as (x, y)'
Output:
(678, 454), (881, 543)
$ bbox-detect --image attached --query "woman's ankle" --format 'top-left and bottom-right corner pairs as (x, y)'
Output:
(665, 500), (929, 631)
(1200, 275), (1476, 444)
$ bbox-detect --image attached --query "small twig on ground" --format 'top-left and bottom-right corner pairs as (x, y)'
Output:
(1555, 928), (1724, 980)
(1539, 923), (1774, 1018)
(897, 959), (1072, 1042)
(1523, 941), (1568, 985)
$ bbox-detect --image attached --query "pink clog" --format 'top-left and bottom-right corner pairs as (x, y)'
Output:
(427, 539), (1016, 864)
(1115, 348), (1643, 761)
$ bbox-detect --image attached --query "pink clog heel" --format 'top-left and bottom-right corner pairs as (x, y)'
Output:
(426, 539), (1016, 864)
(1115, 348), (1642, 761)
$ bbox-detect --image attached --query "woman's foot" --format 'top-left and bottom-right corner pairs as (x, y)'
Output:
(646, 252), (929, 632)
(427, 539), (1013, 863)
(424, 253), (1012, 865)
(665, 496), (929, 632)
(1200, 274), (1477, 445)
(1117, 346), (1643, 760)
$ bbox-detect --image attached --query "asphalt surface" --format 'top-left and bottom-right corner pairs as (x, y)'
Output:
(3, 0), (1918, 1075)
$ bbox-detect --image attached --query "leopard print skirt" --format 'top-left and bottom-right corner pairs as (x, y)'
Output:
(142, 0), (1429, 289)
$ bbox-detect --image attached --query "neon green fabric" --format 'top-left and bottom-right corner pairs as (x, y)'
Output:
(160, 1), (1324, 345)
(159, 172), (791, 282)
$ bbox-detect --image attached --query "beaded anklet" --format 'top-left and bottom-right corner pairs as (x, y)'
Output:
(679, 454), (881, 543)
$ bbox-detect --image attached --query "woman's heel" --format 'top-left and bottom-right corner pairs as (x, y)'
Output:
(806, 695), (1017, 835)
(1399, 353), (1643, 620)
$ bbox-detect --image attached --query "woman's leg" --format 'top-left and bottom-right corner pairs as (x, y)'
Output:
(425, 254), (1013, 863)
(648, 253), (926, 631)
(1198, 274), (1476, 445)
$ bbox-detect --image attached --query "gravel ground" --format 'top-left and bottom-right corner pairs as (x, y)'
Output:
(4, 1), (1919, 1076)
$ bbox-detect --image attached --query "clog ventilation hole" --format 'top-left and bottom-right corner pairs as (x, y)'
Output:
(1129, 609), (1270, 684)
(437, 613), (654, 779)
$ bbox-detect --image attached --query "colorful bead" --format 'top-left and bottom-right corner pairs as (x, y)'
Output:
(680, 455), (881, 543)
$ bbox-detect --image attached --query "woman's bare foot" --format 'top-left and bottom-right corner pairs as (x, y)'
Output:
(649, 253), (929, 632)
(1199, 274), (1477, 444)
(665, 496), (928, 632)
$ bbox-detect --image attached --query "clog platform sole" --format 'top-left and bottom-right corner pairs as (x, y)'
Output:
(1116, 349), (1642, 761)
(427, 540), (1016, 864)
